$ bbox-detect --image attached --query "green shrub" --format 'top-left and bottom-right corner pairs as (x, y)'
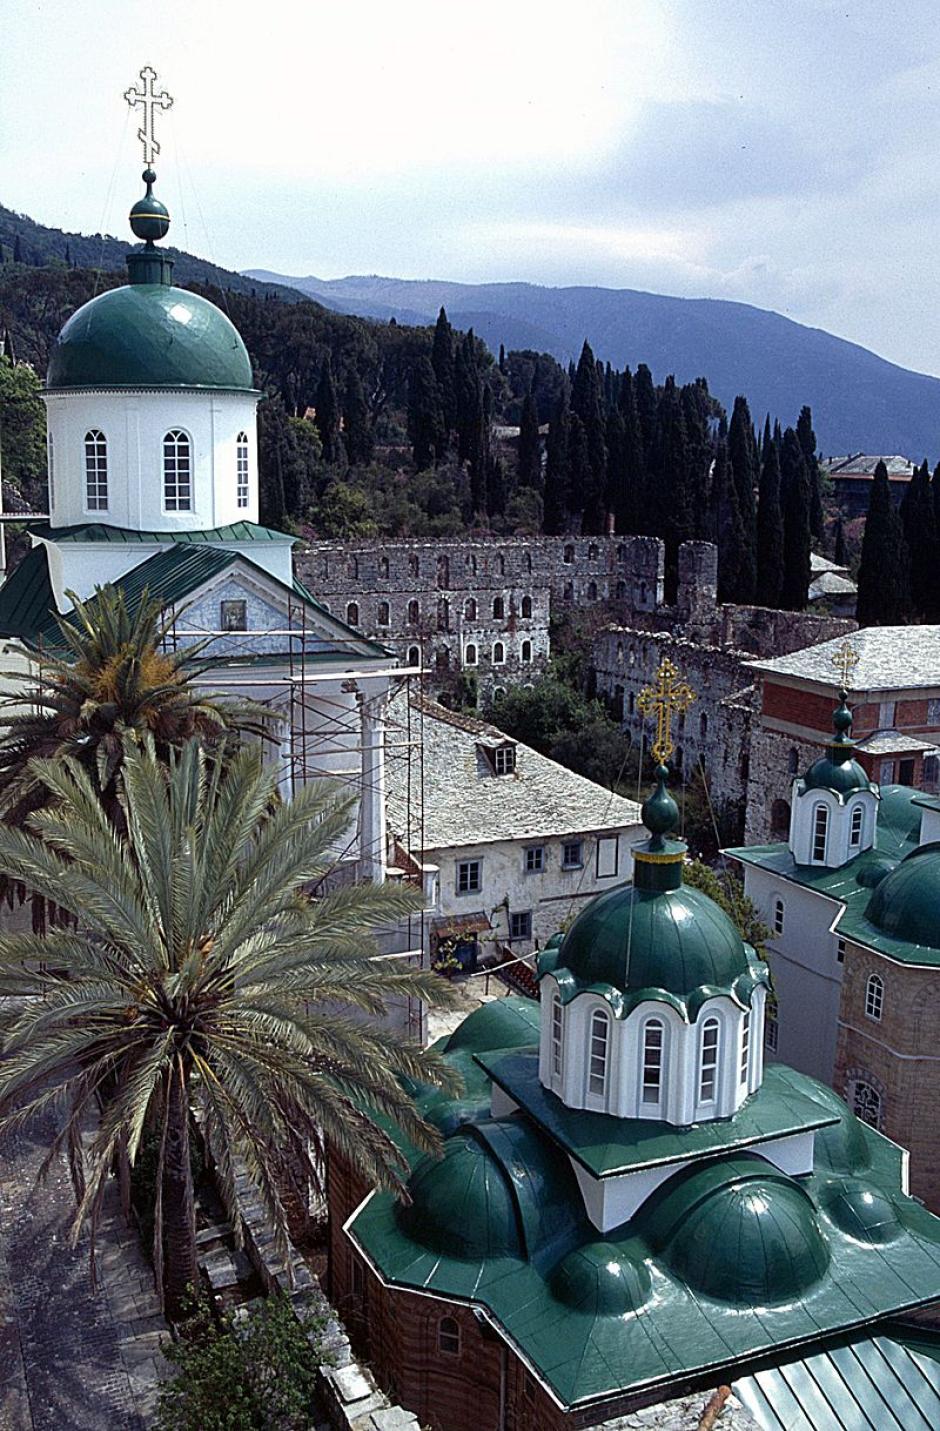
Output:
(156, 1293), (328, 1430)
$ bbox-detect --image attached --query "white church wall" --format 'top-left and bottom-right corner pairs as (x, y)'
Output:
(740, 864), (844, 1084)
(44, 388), (258, 531)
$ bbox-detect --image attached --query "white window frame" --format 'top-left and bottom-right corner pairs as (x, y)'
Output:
(562, 839), (583, 870)
(765, 998), (779, 1052)
(456, 859), (481, 895)
(641, 1018), (665, 1108)
(740, 1011), (751, 1085)
(521, 640), (532, 663)
(550, 993), (563, 1078)
(773, 897), (785, 936)
(596, 835), (619, 879)
(163, 428), (193, 512)
(865, 972), (884, 1022)
(47, 430), (55, 510)
(850, 804), (864, 848)
(698, 1018), (720, 1104)
(236, 431), (250, 508)
(84, 429), (108, 511)
(812, 803), (829, 862)
(220, 599), (247, 632)
(464, 644), (477, 667)
(588, 1010), (610, 1100)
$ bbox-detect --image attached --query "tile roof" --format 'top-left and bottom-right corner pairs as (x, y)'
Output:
(385, 693), (642, 851)
(856, 731), (938, 755)
(809, 571), (857, 599)
(748, 627), (940, 692)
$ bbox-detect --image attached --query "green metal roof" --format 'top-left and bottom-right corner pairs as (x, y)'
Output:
(476, 1052), (838, 1178)
(732, 1333), (940, 1430)
(31, 521), (295, 546)
(727, 786), (940, 966)
(0, 543), (389, 662)
(46, 283), (255, 392)
(801, 752), (872, 797)
(538, 877), (768, 1018)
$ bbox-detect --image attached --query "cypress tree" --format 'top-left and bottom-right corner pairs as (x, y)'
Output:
(407, 356), (445, 470)
(857, 461), (910, 625)
(652, 376), (693, 598)
(571, 341), (608, 532)
(604, 405), (625, 528)
(616, 368), (645, 533)
(543, 393), (570, 535)
(756, 436), (785, 608)
(712, 440), (747, 603)
(796, 405), (825, 541)
(566, 413), (591, 522)
(12, 235), (22, 264)
(727, 396), (758, 601)
(455, 331), (481, 465)
(900, 460), (939, 619)
(342, 367), (373, 466)
(498, 343), (506, 374)
(681, 378), (714, 539)
(833, 516), (848, 568)
(633, 363), (658, 454)
(779, 427), (811, 610)
(487, 456), (507, 517)
(517, 388), (541, 490)
(314, 357), (340, 464)
(431, 307), (456, 439)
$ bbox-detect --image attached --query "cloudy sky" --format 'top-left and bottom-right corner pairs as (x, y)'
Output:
(3, 0), (940, 373)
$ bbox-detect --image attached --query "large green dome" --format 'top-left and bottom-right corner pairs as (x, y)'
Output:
(544, 878), (765, 1016)
(864, 842), (940, 948)
(46, 282), (254, 392)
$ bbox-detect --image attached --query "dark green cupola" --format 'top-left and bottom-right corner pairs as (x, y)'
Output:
(801, 689), (872, 798)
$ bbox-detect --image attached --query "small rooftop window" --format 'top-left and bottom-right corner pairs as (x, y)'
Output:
(480, 742), (516, 776)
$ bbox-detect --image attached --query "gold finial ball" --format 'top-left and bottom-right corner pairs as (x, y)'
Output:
(129, 168), (170, 244)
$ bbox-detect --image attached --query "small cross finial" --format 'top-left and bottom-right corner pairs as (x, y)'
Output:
(636, 657), (696, 766)
(832, 639), (859, 692)
(124, 66), (173, 167)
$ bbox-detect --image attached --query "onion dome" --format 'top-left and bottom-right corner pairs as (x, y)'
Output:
(46, 166), (253, 394)
(539, 764), (768, 1018)
(642, 1156), (829, 1304)
(802, 691), (872, 797)
(864, 842), (940, 947)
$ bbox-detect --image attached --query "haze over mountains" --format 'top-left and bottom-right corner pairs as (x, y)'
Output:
(246, 270), (940, 461)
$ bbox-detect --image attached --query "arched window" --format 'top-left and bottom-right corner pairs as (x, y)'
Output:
(437, 555), (449, 588)
(465, 597), (477, 621)
(865, 973), (884, 1022)
(563, 543), (574, 564)
(236, 431), (249, 508)
(437, 599), (450, 632)
(812, 803), (829, 862)
(639, 580), (648, 604)
(163, 430), (192, 512)
(616, 580), (626, 598)
(47, 431), (55, 509)
(699, 712), (708, 740)
(551, 994), (563, 1077)
(379, 555), (389, 579)
(407, 599), (419, 625)
(466, 552), (477, 574)
(84, 429), (108, 511)
(464, 644), (477, 666)
(850, 804), (864, 848)
(616, 642), (624, 664)
(588, 543), (598, 560)
(407, 645), (420, 667)
(346, 601), (359, 626)
(492, 642), (505, 665)
(588, 1010), (609, 1097)
(852, 1079), (882, 1129)
(788, 747), (800, 775)
(521, 595), (532, 618)
(765, 995), (779, 1052)
(740, 1011), (751, 1084)
(495, 554), (505, 575)
(587, 581), (597, 601)
(377, 601), (390, 626)
(698, 1018), (720, 1103)
(617, 543), (626, 560)
(773, 897), (785, 936)
(521, 640), (532, 663)
(348, 555), (359, 579)
(438, 1317), (460, 1355)
(641, 1019), (664, 1107)
(493, 597), (504, 619)
(493, 686), (506, 701)
(563, 581), (574, 601)
(408, 554), (419, 577)
(524, 553), (532, 573)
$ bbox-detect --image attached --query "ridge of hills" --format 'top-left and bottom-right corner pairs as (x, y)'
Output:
(246, 269), (940, 460)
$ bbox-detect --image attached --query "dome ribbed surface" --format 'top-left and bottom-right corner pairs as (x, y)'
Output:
(802, 752), (871, 795)
(864, 843), (940, 948)
(46, 284), (253, 391)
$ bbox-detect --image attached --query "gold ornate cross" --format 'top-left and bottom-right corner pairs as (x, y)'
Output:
(124, 66), (173, 166)
(831, 639), (859, 691)
(636, 657), (696, 765)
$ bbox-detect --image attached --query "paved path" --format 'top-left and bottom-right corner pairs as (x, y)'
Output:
(0, 1105), (169, 1429)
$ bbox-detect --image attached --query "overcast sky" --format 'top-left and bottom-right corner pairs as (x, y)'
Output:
(3, 1), (940, 373)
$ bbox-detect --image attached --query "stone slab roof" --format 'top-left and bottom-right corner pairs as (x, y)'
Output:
(385, 693), (642, 851)
(809, 571), (857, 599)
(856, 731), (938, 755)
(822, 455), (915, 478)
(748, 627), (940, 692)
(810, 553), (849, 576)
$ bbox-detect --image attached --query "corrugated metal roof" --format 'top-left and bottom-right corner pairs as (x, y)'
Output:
(33, 520), (294, 545)
(733, 1334), (940, 1430)
(0, 545), (56, 639)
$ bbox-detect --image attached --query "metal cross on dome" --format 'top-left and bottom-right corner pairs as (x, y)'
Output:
(124, 66), (173, 167)
(636, 657), (696, 766)
(831, 638), (860, 691)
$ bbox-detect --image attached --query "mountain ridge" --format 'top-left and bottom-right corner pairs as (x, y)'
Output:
(246, 269), (940, 459)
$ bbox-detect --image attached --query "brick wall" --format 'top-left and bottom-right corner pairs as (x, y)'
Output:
(834, 942), (940, 1211)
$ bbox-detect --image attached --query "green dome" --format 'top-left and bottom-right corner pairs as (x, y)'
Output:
(546, 878), (762, 1014)
(550, 1242), (651, 1314)
(802, 752), (871, 796)
(46, 282), (254, 392)
(864, 843), (940, 948)
(820, 1177), (902, 1245)
(643, 1157), (829, 1304)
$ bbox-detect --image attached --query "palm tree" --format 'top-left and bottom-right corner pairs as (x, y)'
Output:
(0, 738), (455, 1319)
(0, 583), (267, 918)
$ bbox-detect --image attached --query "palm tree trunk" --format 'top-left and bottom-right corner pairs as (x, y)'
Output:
(163, 1067), (199, 1321)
